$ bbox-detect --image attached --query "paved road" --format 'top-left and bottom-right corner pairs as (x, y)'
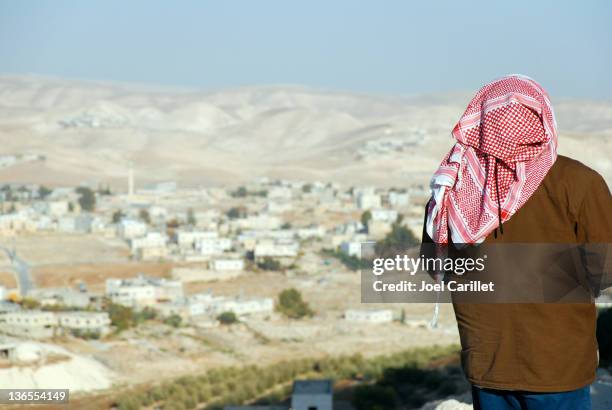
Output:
(1, 246), (33, 296)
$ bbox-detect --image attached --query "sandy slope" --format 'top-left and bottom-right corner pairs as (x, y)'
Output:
(0, 75), (609, 188)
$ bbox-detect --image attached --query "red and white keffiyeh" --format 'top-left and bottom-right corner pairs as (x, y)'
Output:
(426, 74), (558, 244)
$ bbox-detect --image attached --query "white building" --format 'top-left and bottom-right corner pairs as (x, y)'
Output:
(212, 258), (245, 271)
(235, 215), (282, 231)
(106, 275), (183, 308)
(266, 201), (293, 213)
(210, 297), (274, 316)
(177, 230), (218, 249)
(254, 239), (299, 259)
(117, 219), (147, 239)
(340, 241), (362, 257)
(357, 193), (381, 210)
(0, 213), (37, 234)
(370, 208), (398, 223)
(291, 380), (333, 410)
(267, 186), (293, 200)
(296, 226), (326, 240)
(388, 191), (410, 207)
(57, 312), (111, 334)
(345, 309), (393, 323)
(131, 232), (167, 250)
(57, 214), (93, 233)
(45, 201), (70, 217)
(197, 237), (232, 255)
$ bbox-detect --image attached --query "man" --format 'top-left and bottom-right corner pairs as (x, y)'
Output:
(421, 75), (611, 410)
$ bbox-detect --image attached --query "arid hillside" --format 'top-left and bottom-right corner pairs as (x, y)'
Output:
(0, 75), (610, 188)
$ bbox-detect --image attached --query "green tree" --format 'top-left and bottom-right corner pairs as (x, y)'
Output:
(186, 208), (196, 225)
(361, 210), (372, 229)
(107, 303), (135, 331)
(163, 314), (182, 328)
(354, 380), (401, 409)
(217, 311), (239, 325)
(226, 206), (246, 219)
(139, 209), (151, 224)
(375, 221), (419, 257)
(112, 210), (125, 223)
(38, 185), (52, 199)
(257, 257), (282, 271)
(76, 186), (96, 211)
(20, 297), (40, 310)
(232, 186), (248, 198)
(277, 288), (314, 319)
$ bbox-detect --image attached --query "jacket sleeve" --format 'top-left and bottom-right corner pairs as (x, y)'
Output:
(577, 171), (612, 295)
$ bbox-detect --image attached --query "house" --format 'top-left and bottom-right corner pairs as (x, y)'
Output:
(0, 213), (37, 234)
(57, 214), (93, 233)
(131, 232), (167, 250)
(56, 312), (111, 335)
(106, 274), (184, 308)
(356, 192), (381, 210)
(367, 220), (393, 239)
(224, 379), (333, 410)
(339, 241), (361, 258)
(28, 287), (90, 308)
(117, 219), (147, 239)
(235, 215), (282, 230)
(45, 201), (70, 217)
(370, 208), (398, 223)
(345, 309), (393, 323)
(196, 237), (232, 256)
(388, 191), (410, 207)
(296, 226), (326, 240)
(1, 310), (57, 338)
(254, 239), (299, 260)
(177, 230), (218, 249)
(210, 297), (274, 317)
(130, 232), (168, 260)
(212, 258), (245, 271)
(292, 380), (333, 410)
(267, 186), (293, 200)
(266, 201), (293, 213)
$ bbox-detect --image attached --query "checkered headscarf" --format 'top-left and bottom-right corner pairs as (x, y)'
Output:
(426, 75), (558, 244)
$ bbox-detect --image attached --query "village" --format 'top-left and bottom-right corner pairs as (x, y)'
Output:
(0, 173), (464, 398)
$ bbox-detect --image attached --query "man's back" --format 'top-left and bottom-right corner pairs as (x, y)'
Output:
(452, 155), (611, 391)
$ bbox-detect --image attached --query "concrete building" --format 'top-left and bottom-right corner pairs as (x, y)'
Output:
(57, 312), (111, 334)
(1, 310), (57, 338)
(210, 297), (274, 317)
(106, 274), (184, 308)
(388, 191), (410, 207)
(235, 215), (282, 231)
(197, 237), (232, 256)
(57, 214), (93, 233)
(45, 201), (70, 217)
(345, 309), (393, 323)
(29, 288), (90, 308)
(177, 230), (218, 249)
(356, 192), (381, 210)
(370, 208), (398, 223)
(131, 232), (167, 250)
(340, 241), (361, 258)
(292, 380), (333, 410)
(224, 379), (333, 410)
(254, 239), (299, 259)
(212, 258), (245, 271)
(117, 219), (147, 239)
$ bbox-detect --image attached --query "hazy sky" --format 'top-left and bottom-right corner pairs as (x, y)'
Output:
(0, 1), (610, 99)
